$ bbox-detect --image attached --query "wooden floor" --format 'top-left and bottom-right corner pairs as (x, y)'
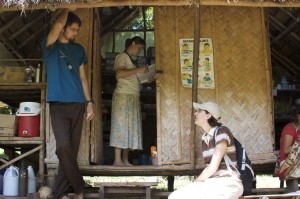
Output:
(2, 190), (300, 199)
(78, 164), (200, 176)
(75, 161), (277, 176)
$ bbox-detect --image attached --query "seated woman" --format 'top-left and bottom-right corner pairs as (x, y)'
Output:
(275, 107), (300, 179)
(168, 101), (243, 199)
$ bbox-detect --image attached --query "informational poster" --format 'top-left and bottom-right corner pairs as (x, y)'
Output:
(179, 38), (215, 89)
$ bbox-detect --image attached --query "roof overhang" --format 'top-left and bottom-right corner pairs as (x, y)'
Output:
(1, 0), (300, 11)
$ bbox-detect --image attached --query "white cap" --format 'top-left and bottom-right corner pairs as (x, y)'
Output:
(193, 101), (221, 120)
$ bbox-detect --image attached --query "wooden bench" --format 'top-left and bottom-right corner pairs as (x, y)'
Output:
(240, 193), (300, 198)
(239, 187), (300, 199)
(94, 182), (158, 199)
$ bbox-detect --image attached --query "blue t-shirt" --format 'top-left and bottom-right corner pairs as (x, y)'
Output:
(41, 37), (87, 103)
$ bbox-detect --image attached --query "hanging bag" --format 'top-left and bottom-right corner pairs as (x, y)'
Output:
(274, 136), (300, 180)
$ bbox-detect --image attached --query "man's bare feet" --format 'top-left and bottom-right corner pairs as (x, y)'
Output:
(62, 196), (70, 199)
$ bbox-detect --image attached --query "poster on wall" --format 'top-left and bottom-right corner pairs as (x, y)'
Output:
(179, 38), (215, 89)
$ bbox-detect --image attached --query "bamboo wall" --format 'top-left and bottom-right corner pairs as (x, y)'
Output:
(155, 6), (275, 166)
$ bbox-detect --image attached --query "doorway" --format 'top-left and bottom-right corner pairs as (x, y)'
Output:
(267, 8), (300, 150)
(99, 6), (157, 165)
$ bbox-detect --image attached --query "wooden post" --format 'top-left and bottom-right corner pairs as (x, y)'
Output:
(167, 176), (174, 192)
(99, 186), (105, 199)
(190, 3), (201, 170)
(286, 179), (299, 193)
(91, 8), (102, 164)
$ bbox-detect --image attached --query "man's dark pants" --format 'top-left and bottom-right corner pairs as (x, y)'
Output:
(50, 102), (85, 199)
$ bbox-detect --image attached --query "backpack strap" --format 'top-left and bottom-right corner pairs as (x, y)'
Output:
(245, 163), (255, 179)
(238, 139), (255, 178)
(242, 147), (246, 170)
(224, 154), (240, 174)
(214, 127), (255, 180)
(214, 126), (240, 174)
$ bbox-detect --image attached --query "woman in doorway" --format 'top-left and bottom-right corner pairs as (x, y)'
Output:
(168, 101), (243, 199)
(110, 36), (152, 167)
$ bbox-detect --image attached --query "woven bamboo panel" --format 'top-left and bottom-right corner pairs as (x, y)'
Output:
(212, 7), (273, 156)
(177, 6), (219, 162)
(155, 7), (180, 163)
(156, 6), (275, 166)
(177, 7), (194, 163)
(45, 104), (57, 163)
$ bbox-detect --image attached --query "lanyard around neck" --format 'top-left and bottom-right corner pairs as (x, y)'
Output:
(124, 51), (135, 64)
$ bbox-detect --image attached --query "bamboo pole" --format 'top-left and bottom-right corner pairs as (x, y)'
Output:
(190, 3), (201, 170)
(92, 8), (102, 164)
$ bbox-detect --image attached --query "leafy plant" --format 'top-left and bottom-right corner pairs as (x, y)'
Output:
(124, 7), (154, 30)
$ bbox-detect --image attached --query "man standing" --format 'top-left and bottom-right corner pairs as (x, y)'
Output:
(41, 9), (94, 199)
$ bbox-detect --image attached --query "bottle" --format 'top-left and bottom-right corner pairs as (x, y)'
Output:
(35, 63), (41, 83)
(18, 161), (28, 197)
(3, 166), (18, 196)
(25, 66), (33, 83)
(27, 166), (36, 194)
(151, 146), (157, 157)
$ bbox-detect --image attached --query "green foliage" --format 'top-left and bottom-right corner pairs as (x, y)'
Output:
(124, 7), (154, 30)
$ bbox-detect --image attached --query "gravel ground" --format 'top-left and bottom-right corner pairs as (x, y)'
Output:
(84, 174), (281, 190)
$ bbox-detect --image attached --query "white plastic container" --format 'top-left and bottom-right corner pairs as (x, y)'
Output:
(35, 64), (41, 83)
(3, 166), (19, 196)
(27, 166), (36, 194)
(16, 102), (40, 116)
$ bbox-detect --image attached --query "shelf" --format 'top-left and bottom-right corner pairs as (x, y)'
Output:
(0, 82), (46, 86)
(274, 118), (293, 122)
(102, 71), (115, 76)
(0, 136), (43, 145)
(276, 89), (300, 92)
(0, 60), (46, 183)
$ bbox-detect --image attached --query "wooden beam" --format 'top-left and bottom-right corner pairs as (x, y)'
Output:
(0, 145), (43, 170)
(272, 60), (293, 77)
(113, 8), (140, 30)
(0, 39), (24, 60)
(8, 11), (48, 40)
(271, 49), (300, 75)
(272, 19), (299, 44)
(91, 8), (102, 164)
(0, 12), (20, 34)
(279, 7), (300, 21)
(269, 9), (300, 44)
(269, 15), (300, 44)
(17, 22), (49, 49)
(2, 0), (300, 11)
(102, 8), (139, 36)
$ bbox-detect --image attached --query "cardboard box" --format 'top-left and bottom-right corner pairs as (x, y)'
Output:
(0, 66), (25, 82)
(0, 114), (17, 136)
